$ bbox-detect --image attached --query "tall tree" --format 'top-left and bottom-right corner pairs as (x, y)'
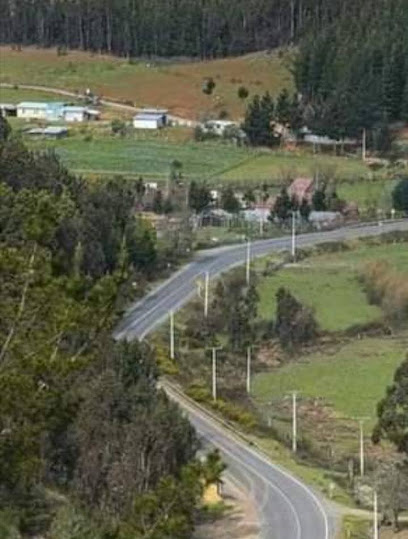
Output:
(373, 354), (408, 456)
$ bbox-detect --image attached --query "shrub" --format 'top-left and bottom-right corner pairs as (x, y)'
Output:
(275, 287), (319, 350)
(392, 178), (408, 214)
(186, 383), (212, 403)
(237, 86), (249, 100)
(111, 119), (127, 136)
(361, 261), (408, 323)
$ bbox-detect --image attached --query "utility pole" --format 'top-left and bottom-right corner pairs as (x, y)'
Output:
(246, 346), (252, 394)
(291, 391), (298, 453)
(204, 271), (209, 318)
(362, 128), (367, 162)
(246, 238), (251, 285)
(169, 310), (175, 360)
(259, 217), (264, 237)
(291, 211), (296, 261)
(373, 490), (379, 539)
(359, 419), (366, 477)
(209, 347), (222, 401)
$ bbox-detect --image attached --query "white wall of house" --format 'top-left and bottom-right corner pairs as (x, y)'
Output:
(133, 118), (161, 129)
(64, 110), (86, 122)
(17, 106), (48, 120)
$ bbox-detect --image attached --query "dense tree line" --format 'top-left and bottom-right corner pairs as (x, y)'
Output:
(0, 0), (372, 59)
(294, 0), (408, 138)
(0, 117), (218, 537)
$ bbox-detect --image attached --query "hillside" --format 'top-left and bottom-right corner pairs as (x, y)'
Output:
(0, 47), (293, 119)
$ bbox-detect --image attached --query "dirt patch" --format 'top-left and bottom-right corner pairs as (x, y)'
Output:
(195, 475), (260, 539)
(381, 527), (408, 539)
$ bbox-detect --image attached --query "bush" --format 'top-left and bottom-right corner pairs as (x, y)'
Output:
(361, 261), (408, 323)
(275, 287), (319, 350)
(156, 344), (179, 375)
(237, 86), (249, 100)
(193, 125), (218, 142)
(392, 178), (408, 214)
(111, 119), (127, 136)
(212, 399), (257, 429)
(186, 383), (212, 403)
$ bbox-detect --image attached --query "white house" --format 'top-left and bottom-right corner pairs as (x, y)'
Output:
(62, 106), (100, 122)
(16, 101), (100, 122)
(133, 109), (168, 129)
(202, 120), (238, 136)
(17, 102), (54, 120)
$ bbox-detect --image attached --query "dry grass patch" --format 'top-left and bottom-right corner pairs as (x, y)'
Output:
(0, 47), (293, 120)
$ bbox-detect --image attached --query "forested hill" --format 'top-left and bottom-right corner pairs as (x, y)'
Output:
(0, 116), (221, 537)
(294, 0), (408, 137)
(0, 0), (379, 59)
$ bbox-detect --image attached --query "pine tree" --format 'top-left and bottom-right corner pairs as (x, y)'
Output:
(276, 88), (291, 125)
(270, 188), (292, 222)
(242, 94), (272, 146)
(373, 354), (408, 456)
(401, 80), (408, 123)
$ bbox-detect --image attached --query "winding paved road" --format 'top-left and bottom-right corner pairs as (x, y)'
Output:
(116, 219), (408, 539)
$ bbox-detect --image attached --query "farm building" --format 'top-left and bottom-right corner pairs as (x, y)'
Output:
(62, 106), (100, 122)
(0, 103), (17, 117)
(16, 101), (100, 122)
(202, 120), (238, 136)
(288, 177), (315, 204)
(26, 126), (68, 139)
(17, 101), (62, 120)
(133, 109), (168, 129)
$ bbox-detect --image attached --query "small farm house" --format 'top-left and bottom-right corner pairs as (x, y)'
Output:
(16, 101), (100, 122)
(133, 109), (168, 129)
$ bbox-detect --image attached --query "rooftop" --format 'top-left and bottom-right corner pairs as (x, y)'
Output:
(140, 108), (168, 114)
(63, 106), (87, 113)
(27, 126), (68, 136)
(17, 101), (67, 109)
(134, 113), (164, 121)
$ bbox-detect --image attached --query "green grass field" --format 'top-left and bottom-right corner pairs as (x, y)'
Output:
(258, 267), (382, 331)
(252, 336), (407, 423)
(257, 242), (408, 331)
(337, 177), (397, 208)
(23, 131), (375, 184)
(26, 136), (255, 179)
(219, 152), (371, 182)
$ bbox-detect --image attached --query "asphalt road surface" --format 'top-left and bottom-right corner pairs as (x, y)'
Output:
(115, 219), (408, 539)
(115, 219), (408, 341)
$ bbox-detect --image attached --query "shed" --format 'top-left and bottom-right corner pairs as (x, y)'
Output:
(202, 120), (237, 136)
(133, 109), (168, 129)
(62, 106), (93, 122)
(26, 126), (68, 138)
(0, 103), (17, 117)
(17, 101), (52, 120)
(309, 211), (343, 229)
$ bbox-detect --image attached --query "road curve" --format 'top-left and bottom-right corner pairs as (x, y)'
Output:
(115, 219), (408, 341)
(165, 382), (334, 539)
(115, 219), (408, 539)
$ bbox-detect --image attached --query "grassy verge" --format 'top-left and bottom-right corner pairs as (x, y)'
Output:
(340, 516), (369, 538)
